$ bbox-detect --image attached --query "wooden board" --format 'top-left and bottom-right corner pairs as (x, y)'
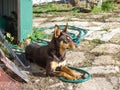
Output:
(0, 48), (29, 82)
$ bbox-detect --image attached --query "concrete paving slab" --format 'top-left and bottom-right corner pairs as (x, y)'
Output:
(93, 55), (120, 66)
(83, 65), (120, 75)
(90, 44), (120, 55)
(75, 77), (114, 90)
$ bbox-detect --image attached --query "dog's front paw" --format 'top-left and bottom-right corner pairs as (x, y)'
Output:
(81, 73), (88, 79)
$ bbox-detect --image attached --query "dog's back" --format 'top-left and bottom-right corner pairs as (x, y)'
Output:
(25, 43), (49, 67)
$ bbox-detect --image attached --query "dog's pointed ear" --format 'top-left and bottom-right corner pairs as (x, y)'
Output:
(63, 23), (68, 33)
(54, 24), (61, 38)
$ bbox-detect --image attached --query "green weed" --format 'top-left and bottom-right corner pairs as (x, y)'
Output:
(102, 3), (115, 11)
(0, 42), (12, 58)
(91, 39), (105, 44)
(72, 8), (80, 13)
(92, 0), (116, 12)
(83, 61), (92, 67)
(33, 3), (69, 14)
(102, 0), (116, 11)
(101, 27), (110, 32)
(92, 7), (102, 13)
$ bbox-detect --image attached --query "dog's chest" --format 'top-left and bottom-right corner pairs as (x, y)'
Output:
(58, 60), (66, 67)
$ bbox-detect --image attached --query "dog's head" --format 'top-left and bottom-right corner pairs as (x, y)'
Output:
(53, 23), (77, 50)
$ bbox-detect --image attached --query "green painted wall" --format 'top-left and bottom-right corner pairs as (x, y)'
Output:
(20, 0), (32, 41)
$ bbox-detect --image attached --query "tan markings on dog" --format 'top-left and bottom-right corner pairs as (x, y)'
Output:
(68, 42), (76, 49)
(50, 61), (58, 72)
(59, 41), (68, 55)
(60, 41), (76, 55)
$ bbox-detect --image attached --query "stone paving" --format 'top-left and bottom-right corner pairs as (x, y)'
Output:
(22, 13), (120, 90)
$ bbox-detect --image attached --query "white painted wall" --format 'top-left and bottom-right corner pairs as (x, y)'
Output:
(32, 0), (63, 5)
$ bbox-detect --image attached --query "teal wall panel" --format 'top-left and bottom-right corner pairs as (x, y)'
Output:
(20, 0), (32, 41)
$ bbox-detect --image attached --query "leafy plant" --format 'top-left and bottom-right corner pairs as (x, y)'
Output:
(92, 0), (116, 12)
(33, 3), (69, 14)
(29, 30), (45, 41)
(72, 9), (80, 13)
(0, 41), (12, 58)
(102, 0), (116, 11)
(102, 3), (115, 11)
(92, 7), (102, 13)
(105, 0), (114, 3)
(6, 33), (14, 42)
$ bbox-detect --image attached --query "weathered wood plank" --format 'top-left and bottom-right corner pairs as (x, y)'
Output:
(0, 48), (29, 82)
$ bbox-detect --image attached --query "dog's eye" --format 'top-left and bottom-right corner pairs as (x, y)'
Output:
(67, 36), (70, 40)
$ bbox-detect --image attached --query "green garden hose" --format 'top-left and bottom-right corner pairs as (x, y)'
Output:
(32, 25), (88, 46)
(59, 66), (91, 83)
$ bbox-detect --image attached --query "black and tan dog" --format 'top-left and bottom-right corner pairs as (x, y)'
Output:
(25, 23), (80, 80)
